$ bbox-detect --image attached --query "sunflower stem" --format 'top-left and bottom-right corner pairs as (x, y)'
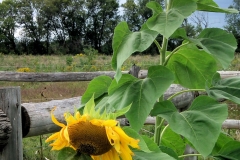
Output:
(178, 154), (202, 158)
(159, 124), (169, 143)
(154, 118), (165, 145)
(154, 0), (170, 146)
(167, 89), (206, 101)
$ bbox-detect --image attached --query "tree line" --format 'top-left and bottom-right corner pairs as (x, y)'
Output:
(0, 0), (238, 55)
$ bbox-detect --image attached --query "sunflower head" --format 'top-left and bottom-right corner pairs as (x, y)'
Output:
(46, 95), (139, 160)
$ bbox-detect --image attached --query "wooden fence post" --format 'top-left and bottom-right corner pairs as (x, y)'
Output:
(0, 87), (23, 160)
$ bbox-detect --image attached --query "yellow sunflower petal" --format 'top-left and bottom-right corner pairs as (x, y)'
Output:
(64, 112), (78, 125)
(51, 107), (65, 128)
(90, 119), (103, 126)
(59, 127), (69, 142)
(50, 141), (67, 150)
(113, 126), (140, 149)
(102, 119), (118, 127)
(119, 143), (133, 160)
(91, 156), (100, 160)
(45, 132), (59, 142)
(105, 126), (121, 152)
(74, 111), (81, 119)
(109, 148), (120, 160)
(101, 152), (111, 160)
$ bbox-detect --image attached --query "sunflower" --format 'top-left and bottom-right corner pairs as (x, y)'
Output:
(45, 96), (140, 160)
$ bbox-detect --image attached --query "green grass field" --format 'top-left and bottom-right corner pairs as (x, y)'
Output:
(0, 54), (240, 160)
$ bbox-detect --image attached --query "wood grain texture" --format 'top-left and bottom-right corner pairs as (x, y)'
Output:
(0, 87), (22, 160)
(0, 109), (12, 149)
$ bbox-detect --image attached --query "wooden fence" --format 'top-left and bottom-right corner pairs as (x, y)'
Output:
(0, 69), (240, 159)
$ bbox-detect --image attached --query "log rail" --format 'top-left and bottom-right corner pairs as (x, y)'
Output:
(0, 70), (239, 82)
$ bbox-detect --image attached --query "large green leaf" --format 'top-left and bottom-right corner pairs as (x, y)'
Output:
(112, 22), (158, 81)
(166, 45), (217, 89)
(189, 28), (237, 69)
(211, 132), (234, 155)
(146, 1), (163, 15)
(133, 151), (177, 160)
(81, 75), (112, 104)
(57, 147), (92, 160)
(161, 127), (186, 156)
(214, 141), (240, 160)
(196, 0), (239, 13)
(146, 0), (197, 38)
(95, 75), (137, 113)
(170, 28), (188, 39)
(123, 127), (160, 153)
(151, 96), (228, 157)
(207, 76), (240, 104)
(100, 65), (174, 131)
(159, 146), (179, 160)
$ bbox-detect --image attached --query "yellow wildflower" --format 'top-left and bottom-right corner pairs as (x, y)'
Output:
(16, 67), (32, 72)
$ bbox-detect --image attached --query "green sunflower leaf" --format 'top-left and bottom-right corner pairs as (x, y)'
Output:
(58, 147), (76, 160)
(133, 150), (177, 160)
(151, 96), (228, 157)
(83, 95), (97, 118)
(98, 65), (174, 131)
(57, 147), (92, 160)
(197, 0), (239, 13)
(112, 22), (158, 81)
(123, 127), (159, 153)
(211, 132), (234, 155)
(146, 1), (163, 15)
(189, 28), (237, 69)
(81, 75), (112, 104)
(161, 127), (185, 156)
(159, 145), (179, 160)
(213, 141), (240, 160)
(207, 77), (240, 104)
(146, 0), (197, 38)
(166, 45), (217, 89)
(109, 103), (131, 119)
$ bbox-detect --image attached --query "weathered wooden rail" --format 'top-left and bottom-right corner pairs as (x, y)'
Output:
(0, 70), (240, 82)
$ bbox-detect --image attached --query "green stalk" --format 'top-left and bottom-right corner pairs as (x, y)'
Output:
(178, 154), (202, 158)
(154, 117), (164, 145)
(164, 42), (189, 66)
(154, 39), (162, 53)
(154, 0), (171, 145)
(160, 37), (168, 65)
(167, 89), (206, 101)
(159, 124), (169, 143)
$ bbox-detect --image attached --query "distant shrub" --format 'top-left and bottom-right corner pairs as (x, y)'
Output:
(66, 56), (73, 66)
(83, 47), (98, 64)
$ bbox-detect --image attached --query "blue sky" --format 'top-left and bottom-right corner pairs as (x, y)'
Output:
(119, 0), (234, 28)
(208, 0), (232, 28)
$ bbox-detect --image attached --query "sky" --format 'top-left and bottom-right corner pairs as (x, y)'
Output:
(119, 0), (234, 28)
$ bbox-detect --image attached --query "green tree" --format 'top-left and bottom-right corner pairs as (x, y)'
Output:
(16, 0), (47, 54)
(224, 0), (240, 51)
(40, 0), (86, 54)
(84, 0), (120, 53)
(0, 0), (18, 54)
(121, 0), (141, 31)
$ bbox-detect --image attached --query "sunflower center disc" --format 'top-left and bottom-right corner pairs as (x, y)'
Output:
(68, 121), (112, 155)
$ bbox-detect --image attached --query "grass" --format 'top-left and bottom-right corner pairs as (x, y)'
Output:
(1, 53), (240, 159)
(0, 54), (159, 72)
